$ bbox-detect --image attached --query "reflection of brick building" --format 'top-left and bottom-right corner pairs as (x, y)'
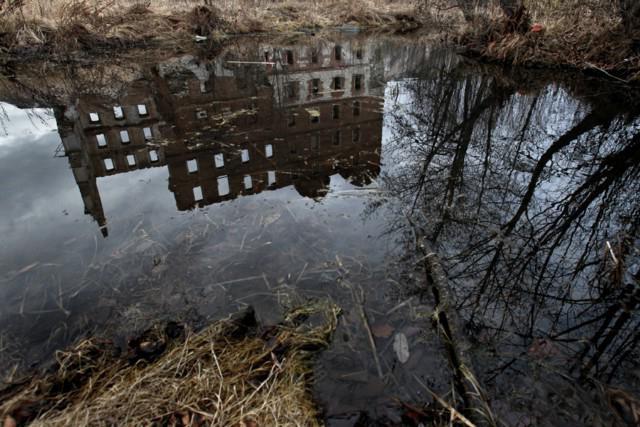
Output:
(167, 94), (382, 209)
(57, 40), (384, 235)
(57, 80), (165, 236)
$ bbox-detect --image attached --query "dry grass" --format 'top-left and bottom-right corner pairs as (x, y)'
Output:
(1, 1), (636, 81)
(0, 0), (179, 55)
(0, 301), (340, 426)
(0, 0), (426, 57)
(462, 0), (640, 81)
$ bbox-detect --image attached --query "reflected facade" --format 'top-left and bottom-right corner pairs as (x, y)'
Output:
(55, 40), (384, 235)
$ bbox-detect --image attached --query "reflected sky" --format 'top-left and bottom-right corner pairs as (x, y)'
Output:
(1, 35), (639, 425)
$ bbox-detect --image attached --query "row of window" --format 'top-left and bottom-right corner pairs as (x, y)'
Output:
(192, 171), (276, 201)
(276, 45), (364, 66)
(189, 129), (363, 173)
(289, 102), (361, 127)
(186, 144), (274, 174)
(103, 126), (360, 175)
(286, 75), (363, 100)
(89, 104), (149, 124)
(283, 128), (362, 153)
(195, 101), (360, 128)
(95, 127), (153, 148)
(103, 149), (159, 171)
(331, 128), (360, 145)
(185, 126), (362, 175)
(291, 128), (360, 146)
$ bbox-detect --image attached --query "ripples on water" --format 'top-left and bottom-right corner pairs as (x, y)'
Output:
(0, 35), (639, 425)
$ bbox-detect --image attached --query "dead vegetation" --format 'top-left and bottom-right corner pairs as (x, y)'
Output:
(0, 301), (340, 426)
(0, 0), (426, 58)
(459, 0), (640, 82)
(1, 0), (639, 81)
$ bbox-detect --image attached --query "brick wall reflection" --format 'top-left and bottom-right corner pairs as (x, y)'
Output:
(56, 40), (384, 236)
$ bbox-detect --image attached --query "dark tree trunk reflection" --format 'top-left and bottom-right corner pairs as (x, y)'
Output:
(379, 49), (640, 409)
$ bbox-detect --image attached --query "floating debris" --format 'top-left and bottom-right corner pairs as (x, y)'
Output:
(393, 332), (410, 364)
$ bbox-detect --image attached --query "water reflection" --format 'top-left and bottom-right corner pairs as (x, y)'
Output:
(382, 50), (640, 423)
(54, 40), (383, 236)
(1, 37), (444, 423)
(1, 35), (639, 424)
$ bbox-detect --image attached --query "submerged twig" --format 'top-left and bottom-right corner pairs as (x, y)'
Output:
(353, 285), (384, 379)
(413, 374), (476, 427)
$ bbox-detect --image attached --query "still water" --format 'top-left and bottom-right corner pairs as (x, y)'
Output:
(0, 35), (639, 425)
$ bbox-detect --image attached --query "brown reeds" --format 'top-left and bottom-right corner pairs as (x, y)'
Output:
(0, 301), (340, 426)
(0, 0), (426, 58)
(461, 0), (640, 82)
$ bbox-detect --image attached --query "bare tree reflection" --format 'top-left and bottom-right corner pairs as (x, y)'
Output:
(381, 50), (640, 401)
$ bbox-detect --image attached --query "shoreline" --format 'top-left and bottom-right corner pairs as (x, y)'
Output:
(1, 1), (638, 85)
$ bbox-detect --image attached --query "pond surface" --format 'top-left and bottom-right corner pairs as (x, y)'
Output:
(0, 34), (639, 425)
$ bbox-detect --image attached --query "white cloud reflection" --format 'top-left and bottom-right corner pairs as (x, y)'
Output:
(0, 102), (58, 151)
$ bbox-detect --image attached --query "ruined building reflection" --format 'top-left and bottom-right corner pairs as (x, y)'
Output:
(55, 41), (383, 236)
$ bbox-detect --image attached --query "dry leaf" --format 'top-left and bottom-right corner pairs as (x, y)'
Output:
(393, 332), (410, 363)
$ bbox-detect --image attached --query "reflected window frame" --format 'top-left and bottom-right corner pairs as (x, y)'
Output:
(285, 49), (294, 65)
(354, 74), (363, 91)
(96, 133), (107, 148)
(285, 81), (298, 100)
(243, 174), (253, 190)
(214, 153), (225, 169)
(332, 77), (344, 91)
(113, 106), (124, 120)
(193, 185), (203, 202)
(352, 127), (360, 143)
(187, 158), (199, 174)
(217, 175), (230, 197)
(334, 45), (342, 61)
(311, 78), (321, 96)
(333, 130), (341, 145)
(149, 149), (159, 163)
(104, 158), (115, 171)
(241, 148), (250, 163)
(267, 170), (276, 186)
(137, 104), (148, 117)
(120, 130), (130, 144)
(311, 133), (320, 149)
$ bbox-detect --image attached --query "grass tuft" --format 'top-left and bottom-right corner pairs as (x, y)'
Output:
(0, 301), (340, 426)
